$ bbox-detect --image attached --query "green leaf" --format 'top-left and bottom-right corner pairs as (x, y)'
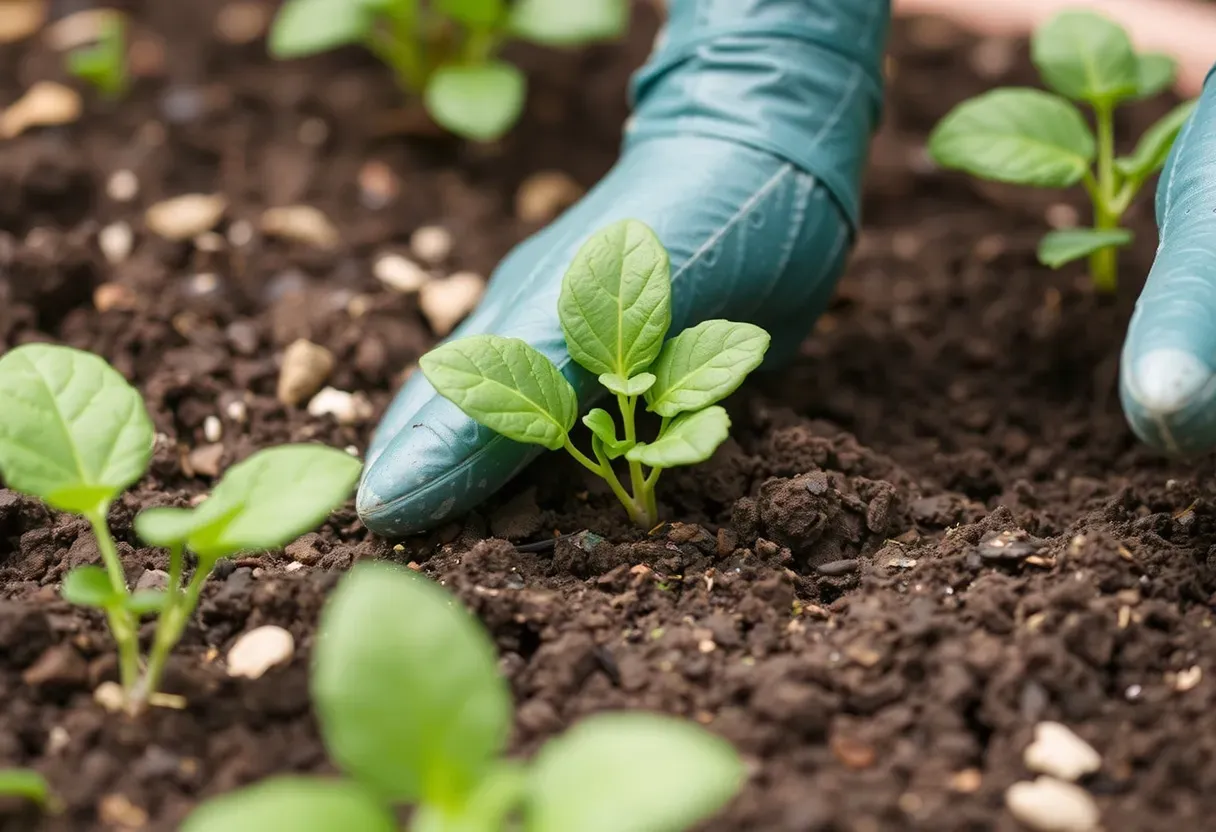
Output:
(525, 713), (744, 832)
(1134, 53), (1177, 99)
(268, 0), (377, 58)
(414, 763), (527, 832)
(0, 344), (153, 515)
(928, 88), (1095, 188)
(645, 321), (770, 418)
(163, 445), (361, 561)
(1115, 100), (1197, 180)
(0, 769), (52, 808)
(626, 407), (730, 469)
(125, 590), (168, 616)
(1030, 10), (1139, 104)
(598, 372), (654, 397)
(425, 62), (525, 142)
(421, 335), (577, 451)
(435, 0), (503, 27)
(1037, 228), (1134, 268)
(66, 15), (127, 99)
(61, 566), (121, 609)
(312, 563), (511, 805)
(181, 778), (396, 832)
(134, 506), (203, 548)
(559, 220), (672, 379)
(509, 0), (628, 46)
(582, 409), (633, 459)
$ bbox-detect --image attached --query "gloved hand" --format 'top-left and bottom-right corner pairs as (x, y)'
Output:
(356, 0), (891, 537)
(1120, 66), (1216, 454)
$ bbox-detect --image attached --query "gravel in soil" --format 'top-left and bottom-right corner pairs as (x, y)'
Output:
(3, 6), (1216, 831)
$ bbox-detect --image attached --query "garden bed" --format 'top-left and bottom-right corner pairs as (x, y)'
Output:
(4, 4), (1216, 830)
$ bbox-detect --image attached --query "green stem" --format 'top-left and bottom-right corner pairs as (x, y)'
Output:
(1090, 103), (1120, 292)
(368, 11), (427, 93)
(136, 557), (211, 706)
(86, 508), (139, 692)
(617, 394), (650, 516)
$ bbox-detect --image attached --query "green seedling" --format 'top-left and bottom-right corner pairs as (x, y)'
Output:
(66, 11), (129, 99)
(421, 219), (771, 529)
(0, 344), (361, 712)
(0, 769), (57, 813)
(927, 9), (1197, 291)
(182, 562), (743, 832)
(268, 0), (628, 142)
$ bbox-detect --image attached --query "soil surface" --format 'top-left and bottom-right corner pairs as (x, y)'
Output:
(4, 4), (1216, 831)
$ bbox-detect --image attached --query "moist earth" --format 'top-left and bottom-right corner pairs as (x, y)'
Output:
(3, 5), (1216, 831)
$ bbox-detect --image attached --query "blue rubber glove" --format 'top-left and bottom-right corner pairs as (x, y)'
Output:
(356, 0), (890, 537)
(1121, 66), (1216, 454)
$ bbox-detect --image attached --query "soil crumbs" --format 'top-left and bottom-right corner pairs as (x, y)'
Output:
(4, 5), (1216, 831)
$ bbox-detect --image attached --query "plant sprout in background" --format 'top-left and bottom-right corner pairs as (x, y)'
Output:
(0, 345), (361, 713)
(182, 562), (744, 832)
(0, 769), (57, 814)
(422, 219), (771, 529)
(269, 0), (628, 142)
(928, 9), (1197, 291)
(66, 10), (129, 99)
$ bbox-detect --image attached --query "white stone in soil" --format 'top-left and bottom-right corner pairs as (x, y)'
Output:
(410, 225), (453, 264)
(1, 81), (82, 138)
(374, 253), (430, 293)
(307, 386), (373, 425)
(1005, 777), (1100, 832)
(106, 169), (140, 203)
(145, 194), (227, 241)
(98, 222), (134, 264)
(226, 625), (295, 680)
(203, 415), (223, 443)
(1024, 722), (1102, 782)
(259, 205), (340, 249)
(419, 271), (485, 336)
(277, 339), (335, 407)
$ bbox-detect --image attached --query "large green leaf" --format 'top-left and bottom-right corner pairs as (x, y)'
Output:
(268, 0), (378, 57)
(425, 62), (526, 142)
(1030, 10), (1139, 105)
(928, 88), (1095, 188)
(645, 321), (770, 418)
(525, 713), (744, 832)
(626, 407), (730, 469)
(1037, 228), (1133, 268)
(181, 778), (396, 832)
(558, 220), (672, 379)
(61, 566), (121, 609)
(312, 564), (512, 806)
(509, 0), (628, 46)
(421, 335), (577, 451)
(135, 445), (360, 561)
(0, 344), (153, 515)
(1115, 100), (1197, 180)
(1134, 53), (1177, 100)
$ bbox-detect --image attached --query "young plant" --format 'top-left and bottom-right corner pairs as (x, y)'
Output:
(927, 9), (1197, 292)
(420, 219), (771, 529)
(182, 562), (743, 832)
(268, 0), (628, 142)
(66, 11), (129, 100)
(0, 769), (56, 813)
(0, 344), (361, 712)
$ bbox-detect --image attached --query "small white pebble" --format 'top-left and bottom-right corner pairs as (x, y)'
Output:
(46, 725), (70, 755)
(278, 339), (335, 407)
(374, 253), (430, 293)
(93, 681), (127, 713)
(284, 561), (305, 573)
(1023, 722), (1101, 782)
(98, 222), (134, 265)
(225, 399), (248, 423)
(1005, 777), (1100, 831)
(145, 194), (227, 241)
(227, 218), (254, 247)
(419, 271), (485, 336)
(260, 205), (339, 249)
(307, 386), (373, 425)
(194, 231), (225, 253)
(515, 170), (583, 223)
(344, 445), (360, 457)
(203, 415), (223, 443)
(0, 81), (82, 139)
(410, 225), (453, 264)
(107, 169), (140, 203)
(226, 625), (294, 680)
(1175, 665), (1203, 692)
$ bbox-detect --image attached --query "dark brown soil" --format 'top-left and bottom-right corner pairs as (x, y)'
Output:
(4, 4), (1216, 831)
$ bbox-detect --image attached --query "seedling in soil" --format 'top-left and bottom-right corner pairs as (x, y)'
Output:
(66, 11), (129, 100)
(268, 0), (628, 142)
(0, 769), (57, 812)
(182, 562), (743, 832)
(0, 344), (361, 713)
(927, 9), (1197, 292)
(421, 219), (771, 529)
